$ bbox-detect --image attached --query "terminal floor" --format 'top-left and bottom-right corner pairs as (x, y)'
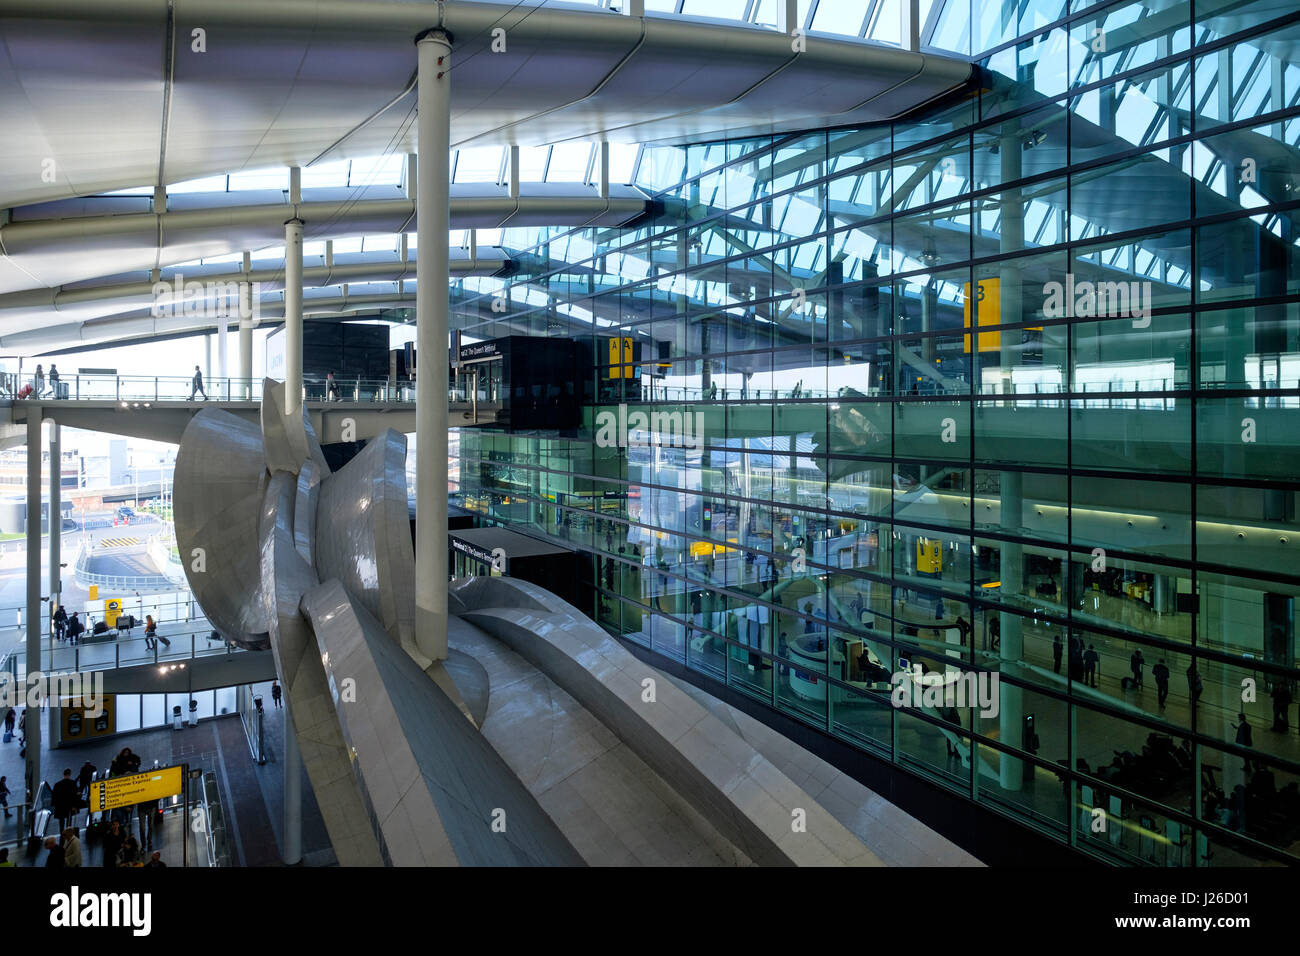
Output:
(0, 684), (334, 867)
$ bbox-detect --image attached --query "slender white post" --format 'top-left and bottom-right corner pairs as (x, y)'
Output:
(284, 218), (304, 415)
(283, 702), (302, 864)
(24, 416), (42, 806)
(415, 28), (452, 661)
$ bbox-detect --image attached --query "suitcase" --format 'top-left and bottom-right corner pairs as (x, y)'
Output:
(93, 620), (109, 635)
(2, 730), (10, 743)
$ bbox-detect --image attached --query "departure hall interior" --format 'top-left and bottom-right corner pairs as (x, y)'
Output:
(0, 0), (1296, 876)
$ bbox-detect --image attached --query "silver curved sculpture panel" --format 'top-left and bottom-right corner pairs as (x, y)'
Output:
(293, 462), (320, 566)
(301, 578), (585, 867)
(314, 429), (421, 666)
(451, 576), (878, 867)
(173, 408), (271, 650)
(259, 469), (384, 867)
(261, 378), (329, 482)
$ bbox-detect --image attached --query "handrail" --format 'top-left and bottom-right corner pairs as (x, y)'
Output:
(3, 372), (423, 404)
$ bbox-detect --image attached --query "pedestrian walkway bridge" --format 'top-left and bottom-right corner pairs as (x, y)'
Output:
(0, 374), (422, 447)
(0, 617), (275, 694)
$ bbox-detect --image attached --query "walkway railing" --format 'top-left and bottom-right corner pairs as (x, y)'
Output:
(2, 626), (246, 676)
(0, 591), (200, 638)
(1, 373), (423, 404)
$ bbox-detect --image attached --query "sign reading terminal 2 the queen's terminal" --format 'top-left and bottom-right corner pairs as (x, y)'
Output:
(88, 765), (184, 813)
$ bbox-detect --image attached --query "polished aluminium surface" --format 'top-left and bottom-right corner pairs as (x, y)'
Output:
(452, 575), (879, 866)
(260, 379), (330, 481)
(313, 430), (422, 667)
(258, 468), (384, 867)
(173, 408), (272, 650)
(301, 576), (586, 867)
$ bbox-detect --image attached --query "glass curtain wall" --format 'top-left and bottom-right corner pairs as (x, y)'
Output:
(452, 0), (1300, 866)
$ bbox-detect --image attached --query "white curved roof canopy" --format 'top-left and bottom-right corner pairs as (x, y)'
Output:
(0, 0), (971, 354)
(0, 0), (970, 207)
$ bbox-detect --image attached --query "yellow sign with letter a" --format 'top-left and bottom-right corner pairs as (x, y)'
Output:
(607, 337), (635, 378)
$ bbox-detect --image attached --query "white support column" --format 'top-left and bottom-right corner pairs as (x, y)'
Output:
(620, 0), (644, 15)
(24, 415), (41, 808)
(216, 311), (229, 388)
(284, 218), (305, 415)
(239, 284), (254, 401)
(404, 153), (417, 200)
(204, 334), (212, 387)
(901, 0), (921, 51)
(415, 28), (452, 662)
(282, 702), (302, 865)
(48, 423), (60, 629)
(598, 141), (610, 199)
(777, 0), (799, 34)
(508, 144), (520, 200)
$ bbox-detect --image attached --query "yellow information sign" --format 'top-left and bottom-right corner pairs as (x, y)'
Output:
(607, 336), (635, 378)
(88, 765), (183, 813)
(103, 598), (122, 628)
(917, 538), (943, 575)
(962, 278), (1002, 352)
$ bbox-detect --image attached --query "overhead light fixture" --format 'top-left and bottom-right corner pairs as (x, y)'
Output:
(1023, 130), (1047, 150)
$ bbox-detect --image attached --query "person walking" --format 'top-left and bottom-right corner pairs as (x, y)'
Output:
(33, 364), (45, 398)
(1130, 648), (1145, 689)
(1236, 714), (1259, 772)
(1152, 659), (1171, 708)
(53, 604), (67, 642)
(62, 827), (82, 868)
(189, 365), (208, 401)
(48, 364), (61, 398)
(51, 768), (80, 832)
(43, 836), (64, 868)
(145, 614), (169, 650)
(67, 611), (84, 646)
(136, 800), (154, 850)
(1271, 683), (1292, 733)
(1083, 644), (1100, 687)
(956, 616), (972, 647)
(77, 760), (96, 799)
(1187, 663), (1203, 705)
(0, 776), (11, 819)
(117, 834), (140, 866)
(326, 372), (341, 401)
(2, 708), (13, 740)
(102, 820), (123, 868)
(271, 680), (282, 708)
(1052, 634), (1063, 674)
